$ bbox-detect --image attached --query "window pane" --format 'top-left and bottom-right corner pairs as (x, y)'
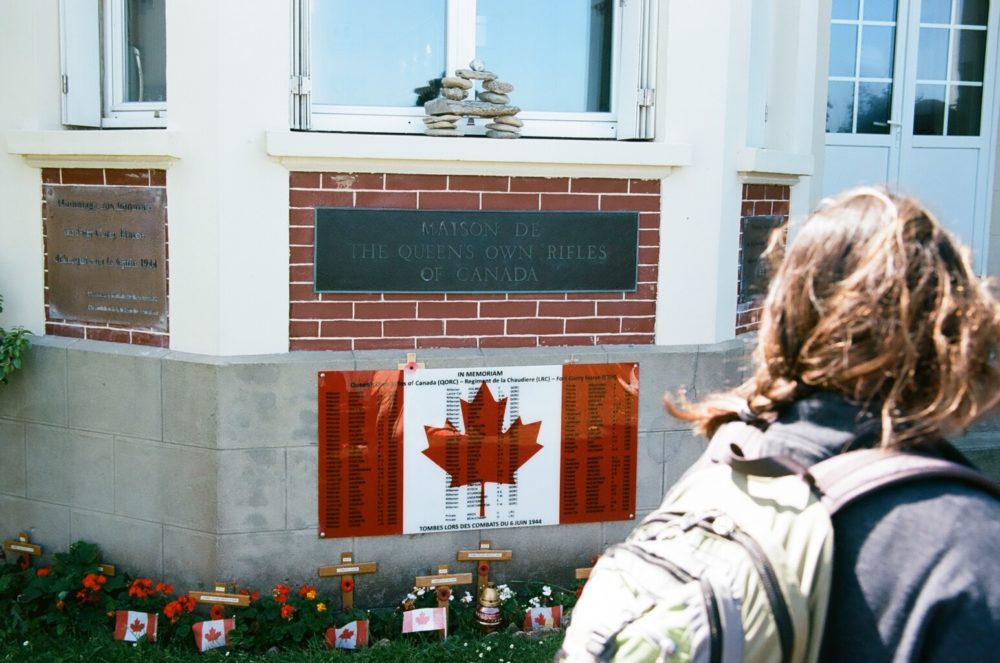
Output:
(830, 24), (859, 76)
(833, 0), (860, 20)
(917, 28), (950, 79)
(860, 26), (895, 77)
(864, 0), (898, 21)
(914, 84), (946, 134)
(948, 85), (982, 134)
(921, 0), (953, 23)
(475, 0), (613, 112)
(124, 0), (166, 103)
(952, 28), (987, 81)
(957, 0), (989, 25)
(827, 81), (856, 133)
(311, 0), (446, 107)
(857, 82), (892, 133)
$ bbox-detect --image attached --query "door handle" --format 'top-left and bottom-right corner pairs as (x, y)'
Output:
(873, 119), (902, 127)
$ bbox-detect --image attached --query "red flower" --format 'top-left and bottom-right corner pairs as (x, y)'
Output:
(436, 586), (452, 603)
(128, 578), (154, 598)
(178, 595), (197, 613)
(273, 583), (291, 604)
(35, 566), (51, 577)
(163, 600), (181, 622)
(238, 587), (261, 602)
(280, 604), (296, 620)
(575, 585), (584, 599)
(210, 604), (225, 620)
(155, 582), (173, 595)
(17, 554), (29, 570)
(298, 583), (314, 598)
(340, 577), (354, 594)
(82, 573), (107, 592)
(477, 562), (490, 576)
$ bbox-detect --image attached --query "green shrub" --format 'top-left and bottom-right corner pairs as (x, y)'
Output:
(0, 294), (31, 385)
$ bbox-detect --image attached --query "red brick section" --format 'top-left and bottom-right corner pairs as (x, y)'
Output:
(736, 183), (789, 336)
(41, 168), (169, 348)
(289, 173), (661, 351)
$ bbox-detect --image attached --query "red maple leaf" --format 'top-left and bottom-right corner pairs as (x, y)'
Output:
(130, 618), (145, 634)
(423, 383), (543, 517)
(339, 627), (355, 640)
(205, 627), (222, 642)
(416, 612), (430, 625)
(535, 612), (547, 626)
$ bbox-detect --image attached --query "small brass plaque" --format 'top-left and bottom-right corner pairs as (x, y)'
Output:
(44, 185), (167, 331)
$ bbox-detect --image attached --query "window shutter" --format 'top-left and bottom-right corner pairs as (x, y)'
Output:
(616, 0), (658, 140)
(290, 0), (311, 130)
(59, 0), (102, 127)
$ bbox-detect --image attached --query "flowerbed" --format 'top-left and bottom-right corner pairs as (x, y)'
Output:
(0, 540), (577, 656)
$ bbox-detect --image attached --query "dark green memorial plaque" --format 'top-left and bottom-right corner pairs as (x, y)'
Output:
(739, 215), (784, 301)
(314, 209), (639, 293)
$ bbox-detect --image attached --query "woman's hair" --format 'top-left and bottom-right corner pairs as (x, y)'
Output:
(669, 186), (1000, 448)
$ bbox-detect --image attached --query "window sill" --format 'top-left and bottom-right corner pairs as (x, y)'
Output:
(5, 130), (181, 169)
(736, 148), (813, 184)
(266, 131), (692, 179)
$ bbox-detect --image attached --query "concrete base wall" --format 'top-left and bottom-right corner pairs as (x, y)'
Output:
(2, 335), (997, 607)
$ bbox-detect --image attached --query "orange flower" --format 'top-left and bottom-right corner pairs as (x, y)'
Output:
(210, 604), (225, 620)
(298, 584), (316, 600)
(280, 604), (296, 620)
(35, 566), (51, 577)
(55, 600), (65, 610)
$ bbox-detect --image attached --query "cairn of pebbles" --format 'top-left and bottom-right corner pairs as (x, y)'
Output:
(423, 60), (522, 138)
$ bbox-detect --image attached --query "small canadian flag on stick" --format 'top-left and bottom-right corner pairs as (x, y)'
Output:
(113, 610), (157, 642)
(523, 605), (562, 631)
(402, 607), (447, 635)
(325, 620), (369, 649)
(192, 618), (235, 652)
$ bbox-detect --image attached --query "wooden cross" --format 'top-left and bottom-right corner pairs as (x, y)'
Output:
(457, 539), (512, 593)
(575, 566), (593, 581)
(415, 564), (473, 608)
(188, 583), (250, 608)
(3, 532), (41, 568)
(397, 352), (425, 371)
(318, 552), (378, 611)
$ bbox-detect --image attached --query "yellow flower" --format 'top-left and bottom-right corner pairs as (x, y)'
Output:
(316, 602), (326, 613)
(306, 589), (317, 601)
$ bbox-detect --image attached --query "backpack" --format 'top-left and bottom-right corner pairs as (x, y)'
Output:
(557, 421), (1000, 663)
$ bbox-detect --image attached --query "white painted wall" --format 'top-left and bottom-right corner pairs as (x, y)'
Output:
(165, 0), (290, 355)
(655, 1), (752, 345)
(0, 1), (60, 334)
(1, 0), (829, 354)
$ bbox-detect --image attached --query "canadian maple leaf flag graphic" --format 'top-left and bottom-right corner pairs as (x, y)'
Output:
(192, 618), (235, 652)
(402, 607), (447, 634)
(325, 620), (369, 650)
(114, 610), (157, 642)
(423, 383), (543, 517)
(523, 605), (562, 631)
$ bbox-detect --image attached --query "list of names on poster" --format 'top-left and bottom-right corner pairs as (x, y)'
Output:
(559, 363), (638, 524)
(318, 371), (404, 538)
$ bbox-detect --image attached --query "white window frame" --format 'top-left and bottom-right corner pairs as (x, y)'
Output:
(60, 0), (167, 129)
(290, 0), (656, 140)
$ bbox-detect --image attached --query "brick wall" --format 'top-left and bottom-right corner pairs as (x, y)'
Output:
(289, 173), (661, 351)
(736, 183), (789, 336)
(41, 168), (169, 348)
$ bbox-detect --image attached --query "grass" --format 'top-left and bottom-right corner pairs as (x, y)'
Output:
(0, 628), (563, 662)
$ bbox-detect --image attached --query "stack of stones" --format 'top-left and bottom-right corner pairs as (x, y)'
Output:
(423, 61), (523, 138)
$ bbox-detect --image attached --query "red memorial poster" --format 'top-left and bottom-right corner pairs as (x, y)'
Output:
(318, 363), (638, 538)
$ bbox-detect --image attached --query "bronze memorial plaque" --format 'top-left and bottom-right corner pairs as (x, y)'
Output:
(44, 185), (167, 331)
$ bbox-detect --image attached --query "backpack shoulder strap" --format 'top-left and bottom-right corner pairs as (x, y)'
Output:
(809, 449), (1000, 516)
